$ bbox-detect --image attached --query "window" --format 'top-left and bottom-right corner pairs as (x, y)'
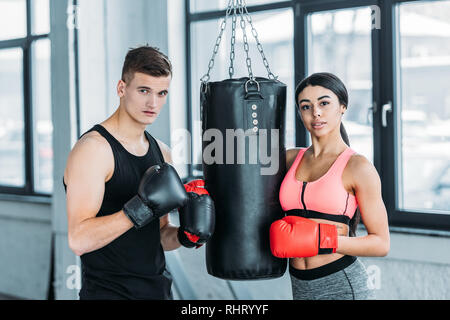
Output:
(395, 1), (450, 214)
(0, 0), (52, 196)
(0, 48), (25, 187)
(307, 6), (375, 162)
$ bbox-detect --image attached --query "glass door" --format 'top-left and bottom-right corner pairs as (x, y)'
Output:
(394, 1), (450, 216)
(305, 5), (377, 163)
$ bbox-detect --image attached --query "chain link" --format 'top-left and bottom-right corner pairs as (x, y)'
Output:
(200, 0), (277, 83)
(238, 0), (254, 81)
(228, 4), (237, 79)
(242, 1), (277, 79)
(200, 0), (234, 83)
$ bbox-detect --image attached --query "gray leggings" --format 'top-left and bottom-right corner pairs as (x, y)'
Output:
(290, 255), (375, 300)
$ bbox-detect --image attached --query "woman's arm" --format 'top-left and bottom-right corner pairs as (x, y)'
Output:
(336, 155), (390, 257)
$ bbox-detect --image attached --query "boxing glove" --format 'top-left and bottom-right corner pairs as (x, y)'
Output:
(123, 163), (189, 229)
(178, 179), (216, 248)
(269, 215), (338, 258)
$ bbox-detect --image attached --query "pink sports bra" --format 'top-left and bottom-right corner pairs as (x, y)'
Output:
(279, 147), (358, 225)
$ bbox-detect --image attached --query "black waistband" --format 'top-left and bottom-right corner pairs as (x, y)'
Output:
(289, 255), (357, 280)
(285, 209), (351, 225)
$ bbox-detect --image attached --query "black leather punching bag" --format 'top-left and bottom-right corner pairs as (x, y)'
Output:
(201, 77), (287, 280)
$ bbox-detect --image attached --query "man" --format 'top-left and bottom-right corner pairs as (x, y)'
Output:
(63, 45), (214, 300)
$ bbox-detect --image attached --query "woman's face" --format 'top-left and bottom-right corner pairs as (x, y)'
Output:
(297, 85), (346, 138)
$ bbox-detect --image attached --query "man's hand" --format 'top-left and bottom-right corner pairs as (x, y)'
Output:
(123, 163), (189, 229)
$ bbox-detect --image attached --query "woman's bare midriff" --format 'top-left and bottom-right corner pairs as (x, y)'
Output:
(290, 218), (349, 270)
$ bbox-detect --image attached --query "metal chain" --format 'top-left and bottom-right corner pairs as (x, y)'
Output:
(201, 0), (278, 83)
(238, 0), (254, 81)
(228, 3), (237, 79)
(242, 1), (277, 79)
(200, 0), (234, 83)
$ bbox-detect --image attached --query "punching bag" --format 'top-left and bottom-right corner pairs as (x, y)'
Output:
(199, 0), (288, 280)
(201, 77), (287, 280)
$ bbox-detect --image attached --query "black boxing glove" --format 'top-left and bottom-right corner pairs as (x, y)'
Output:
(123, 163), (188, 229)
(178, 179), (216, 248)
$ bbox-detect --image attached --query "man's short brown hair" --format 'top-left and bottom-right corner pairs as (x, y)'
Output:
(121, 45), (172, 83)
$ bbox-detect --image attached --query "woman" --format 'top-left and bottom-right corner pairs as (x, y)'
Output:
(270, 72), (390, 300)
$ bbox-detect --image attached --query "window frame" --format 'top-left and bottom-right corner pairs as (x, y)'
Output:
(0, 0), (51, 197)
(185, 0), (450, 232)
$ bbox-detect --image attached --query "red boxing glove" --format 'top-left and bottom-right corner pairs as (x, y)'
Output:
(184, 179), (209, 195)
(269, 216), (338, 258)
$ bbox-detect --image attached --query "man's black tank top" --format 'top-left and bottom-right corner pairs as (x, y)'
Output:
(69, 124), (173, 300)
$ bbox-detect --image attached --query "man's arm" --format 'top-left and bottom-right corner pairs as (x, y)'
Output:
(156, 139), (183, 251)
(65, 134), (133, 256)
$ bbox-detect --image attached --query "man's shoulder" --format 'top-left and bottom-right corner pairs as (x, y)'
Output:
(151, 136), (172, 164)
(68, 130), (113, 166)
(153, 137), (170, 152)
(74, 130), (110, 154)
(64, 130), (114, 184)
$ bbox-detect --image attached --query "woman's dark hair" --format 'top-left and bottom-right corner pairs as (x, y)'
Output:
(295, 72), (360, 237)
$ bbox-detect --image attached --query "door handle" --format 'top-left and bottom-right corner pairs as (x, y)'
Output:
(382, 101), (392, 127)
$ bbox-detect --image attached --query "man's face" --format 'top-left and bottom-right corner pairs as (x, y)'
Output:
(117, 72), (171, 125)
